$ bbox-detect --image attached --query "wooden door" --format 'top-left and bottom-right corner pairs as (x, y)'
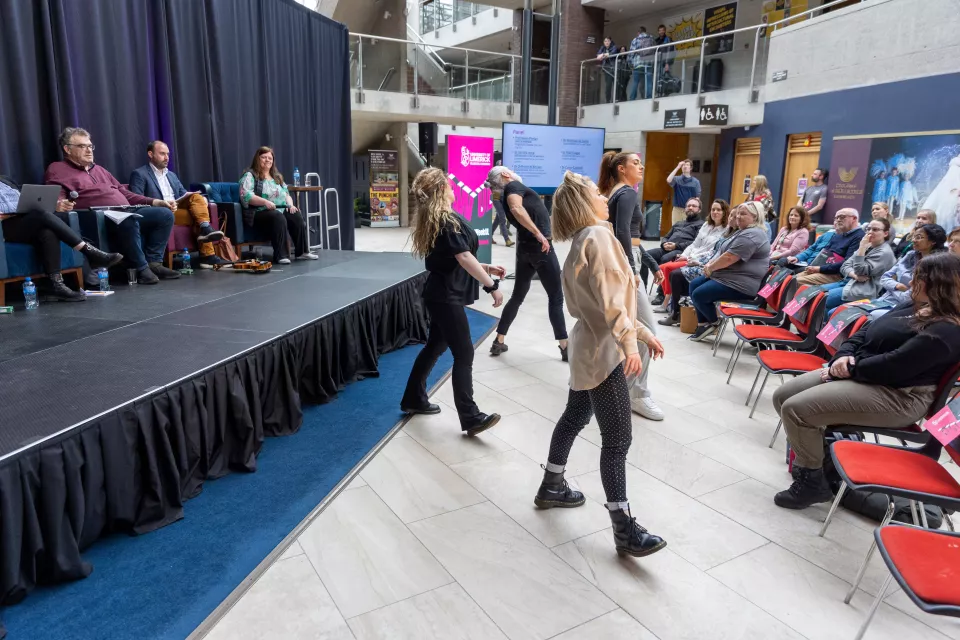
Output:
(643, 132), (690, 236)
(779, 132), (822, 225)
(730, 137), (760, 207)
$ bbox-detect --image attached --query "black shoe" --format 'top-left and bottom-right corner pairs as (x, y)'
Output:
(400, 403), (441, 416)
(49, 273), (86, 302)
(148, 262), (181, 279)
(687, 323), (718, 342)
(464, 413), (501, 437)
(138, 267), (160, 285)
(650, 293), (665, 306)
(658, 314), (679, 327)
(534, 466), (585, 509)
(610, 507), (667, 557)
(199, 254), (231, 269)
(774, 467), (835, 510)
(197, 223), (225, 243)
(559, 345), (568, 362)
(81, 244), (123, 269)
(490, 340), (508, 357)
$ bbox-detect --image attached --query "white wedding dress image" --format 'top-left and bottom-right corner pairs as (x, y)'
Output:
(921, 153), (960, 233)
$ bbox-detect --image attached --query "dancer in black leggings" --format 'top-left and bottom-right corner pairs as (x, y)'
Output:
(534, 170), (667, 558)
(485, 166), (569, 360)
(401, 168), (505, 436)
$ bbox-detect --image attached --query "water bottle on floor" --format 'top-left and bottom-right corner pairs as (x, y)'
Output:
(181, 248), (193, 275)
(293, 166), (300, 187)
(23, 278), (38, 310)
(97, 268), (110, 292)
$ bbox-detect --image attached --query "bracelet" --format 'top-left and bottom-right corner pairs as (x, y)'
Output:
(483, 279), (500, 293)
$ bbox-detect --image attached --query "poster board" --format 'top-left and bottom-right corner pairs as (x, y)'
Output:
(368, 150), (400, 227)
(666, 2), (738, 58)
(446, 135), (495, 264)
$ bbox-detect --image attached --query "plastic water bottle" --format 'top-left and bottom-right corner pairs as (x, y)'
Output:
(293, 167), (301, 187)
(97, 268), (110, 292)
(181, 248), (193, 275)
(23, 278), (38, 310)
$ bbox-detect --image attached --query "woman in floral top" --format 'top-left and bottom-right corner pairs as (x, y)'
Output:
(239, 146), (317, 264)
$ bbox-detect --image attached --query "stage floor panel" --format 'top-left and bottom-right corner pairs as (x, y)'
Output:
(0, 251), (424, 458)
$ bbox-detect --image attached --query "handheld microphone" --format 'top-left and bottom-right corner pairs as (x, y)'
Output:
(68, 191), (79, 202)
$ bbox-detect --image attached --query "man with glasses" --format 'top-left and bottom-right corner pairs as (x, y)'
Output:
(784, 208), (865, 285)
(44, 127), (178, 284)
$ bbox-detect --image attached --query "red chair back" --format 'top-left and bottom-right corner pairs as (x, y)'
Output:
(824, 309), (870, 356)
(766, 274), (796, 312)
(786, 285), (828, 336)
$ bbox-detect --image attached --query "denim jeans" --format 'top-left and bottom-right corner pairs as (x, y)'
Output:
(628, 65), (652, 100)
(107, 206), (175, 270)
(689, 276), (754, 324)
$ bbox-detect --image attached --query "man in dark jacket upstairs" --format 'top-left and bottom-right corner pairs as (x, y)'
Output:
(645, 197), (702, 304)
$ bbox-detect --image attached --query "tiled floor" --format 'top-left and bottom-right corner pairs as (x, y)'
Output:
(202, 227), (959, 640)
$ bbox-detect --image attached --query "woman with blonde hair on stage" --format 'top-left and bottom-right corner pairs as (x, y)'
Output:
(400, 167), (506, 436)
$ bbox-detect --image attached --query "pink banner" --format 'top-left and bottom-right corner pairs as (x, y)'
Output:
(447, 135), (494, 262)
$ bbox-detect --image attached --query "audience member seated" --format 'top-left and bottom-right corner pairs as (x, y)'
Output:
(769, 206), (811, 262)
(654, 199), (728, 312)
(687, 201), (771, 342)
(644, 197), (702, 303)
(862, 201), (894, 233)
(894, 209), (937, 258)
(239, 146), (317, 265)
(128, 141), (228, 268)
(821, 218), (895, 317)
(872, 224), (947, 318)
(44, 127), (179, 285)
(782, 208), (864, 286)
(0, 175), (121, 301)
(772, 253), (960, 509)
(950, 228), (960, 256)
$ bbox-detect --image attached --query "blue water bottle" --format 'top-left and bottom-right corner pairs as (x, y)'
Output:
(293, 167), (301, 187)
(97, 268), (110, 291)
(181, 248), (193, 275)
(23, 277), (38, 309)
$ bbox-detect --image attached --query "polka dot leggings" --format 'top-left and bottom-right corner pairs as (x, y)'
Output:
(547, 363), (633, 503)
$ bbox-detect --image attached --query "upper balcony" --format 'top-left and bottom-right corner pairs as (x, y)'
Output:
(418, 2), (514, 52)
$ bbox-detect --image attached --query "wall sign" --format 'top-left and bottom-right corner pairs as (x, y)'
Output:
(772, 69), (789, 82)
(742, 175), (752, 195)
(699, 104), (728, 125)
(797, 176), (808, 197)
(368, 150), (400, 228)
(704, 2), (738, 55)
(664, 109), (687, 129)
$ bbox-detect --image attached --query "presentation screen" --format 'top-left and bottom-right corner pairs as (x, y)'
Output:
(501, 123), (606, 194)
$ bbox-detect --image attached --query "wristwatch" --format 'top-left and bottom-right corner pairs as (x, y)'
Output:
(483, 279), (500, 293)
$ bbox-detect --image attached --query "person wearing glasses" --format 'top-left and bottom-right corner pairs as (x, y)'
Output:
(783, 208), (865, 286)
(819, 218), (896, 318)
(44, 127), (178, 285)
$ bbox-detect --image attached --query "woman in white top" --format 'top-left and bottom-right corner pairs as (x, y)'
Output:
(533, 171), (668, 558)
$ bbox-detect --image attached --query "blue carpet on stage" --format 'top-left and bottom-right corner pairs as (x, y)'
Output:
(1, 308), (497, 640)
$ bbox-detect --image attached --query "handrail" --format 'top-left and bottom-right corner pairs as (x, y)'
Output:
(405, 24), (448, 76)
(350, 31), (550, 63)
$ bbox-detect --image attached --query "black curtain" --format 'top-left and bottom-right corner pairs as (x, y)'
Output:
(0, 0), (354, 249)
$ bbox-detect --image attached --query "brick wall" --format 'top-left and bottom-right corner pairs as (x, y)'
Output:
(558, 0), (604, 126)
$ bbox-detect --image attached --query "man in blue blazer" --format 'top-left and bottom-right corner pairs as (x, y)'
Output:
(129, 141), (226, 268)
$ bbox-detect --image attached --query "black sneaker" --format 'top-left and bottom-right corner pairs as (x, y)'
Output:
(534, 466), (585, 509)
(197, 223), (225, 243)
(774, 467), (835, 510)
(559, 345), (568, 362)
(400, 403), (441, 416)
(610, 507), (667, 557)
(650, 292), (665, 306)
(658, 314), (679, 327)
(49, 273), (86, 302)
(464, 413), (501, 437)
(687, 323), (718, 342)
(138, 267), (160, 285)
(81, 244), (124, 269)
(199, 254), (232, 269)
(148, 262), (181, 280)
(490, 340), (508, 357)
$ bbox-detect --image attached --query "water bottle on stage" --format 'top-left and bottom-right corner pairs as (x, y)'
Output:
(23, 278), (38, 309)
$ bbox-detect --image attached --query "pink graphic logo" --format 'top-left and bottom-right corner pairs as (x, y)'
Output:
(447, 135), (495, 222)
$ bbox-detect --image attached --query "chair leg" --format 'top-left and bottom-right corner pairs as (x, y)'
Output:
(845, 500), (895, 604)
(749, 372), (770, 418)
(819, 482), (848, 537)
(725, 336), (741, 373)
(918, 501), (930, 529)
(726, 341), (745, 384)
(910, 500), (920, 525)
(946, 511), (956, 532)
(854, 573), (894, 640)
(746, 367), (763, 406)
(712, 318), (728, 356)
(769, 419), (783, 449)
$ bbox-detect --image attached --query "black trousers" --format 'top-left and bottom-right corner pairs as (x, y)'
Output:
(497, 245), (568, 340)
(402, 300), (482, 429)
(1, 210), (83, 274)
(253, 209), (307, 260)
(668, 268), (691, 318)
(640, 246), (681, 288)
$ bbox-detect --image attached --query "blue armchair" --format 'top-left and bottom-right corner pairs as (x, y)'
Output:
(0, 211), (84, 306)
(192, 182), (270, 254)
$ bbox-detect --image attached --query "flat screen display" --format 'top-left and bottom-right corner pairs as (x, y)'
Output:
(501, 123), (606, 194)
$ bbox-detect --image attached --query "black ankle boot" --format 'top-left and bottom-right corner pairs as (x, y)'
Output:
(81, 244), (123, 269)
(534, 466), (585, 509)
(774, 466), (834, 510)
(48, 272), (86, 302)
(609, 507), (666, 557)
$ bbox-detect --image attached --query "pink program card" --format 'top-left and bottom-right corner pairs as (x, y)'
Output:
(924, 398), (960, 447)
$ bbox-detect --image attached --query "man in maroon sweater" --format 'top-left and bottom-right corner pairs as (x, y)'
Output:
(44, 127), (179, 284)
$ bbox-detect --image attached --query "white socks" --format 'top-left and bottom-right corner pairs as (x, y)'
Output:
(545, 462), (565, 474)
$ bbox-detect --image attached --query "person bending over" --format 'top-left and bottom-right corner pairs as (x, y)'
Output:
(687, 202), (771, 342)
(894, 209), (937, 258)
(772, 252), (960, 509)
(485, 166), (568, 360)
(871, 223), (946, 319)
(783, 208), (864, 285)
(533, 170), (667, 558)
(0, 176), (121, 301)
(239, 147), (318, 265)
(129, 141), (228, 268)
(821, 218), (895, 318)
(770, 206), (810, 261)
(644, 196), (702, 301)
(400, 168), (505, 436)
(44, 127), (178, 285)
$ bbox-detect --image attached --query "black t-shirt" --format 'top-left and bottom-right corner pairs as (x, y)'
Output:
(502, 180), (551, 252)
(422, 213), (480, 306)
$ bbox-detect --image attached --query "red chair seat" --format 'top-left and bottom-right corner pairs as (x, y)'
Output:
(735, 325), (802, 342)
(833, 441), (960, 499)
(880, 526), (960, 605)
(758, 350), (826, 372)
(719, 306), (776, 319)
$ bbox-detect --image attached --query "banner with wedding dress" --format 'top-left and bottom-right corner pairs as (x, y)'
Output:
(826, 131), (960, 237)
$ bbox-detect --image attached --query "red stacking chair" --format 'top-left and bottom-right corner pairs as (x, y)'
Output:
(711, 268), (796, 357)
(854, 523), (960, 640)
(725, 284), (828, 385)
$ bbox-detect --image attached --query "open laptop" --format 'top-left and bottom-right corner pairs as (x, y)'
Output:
(16, 185), (62, 213)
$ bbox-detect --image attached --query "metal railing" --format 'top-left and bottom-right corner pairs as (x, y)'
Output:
(420, 1), (494, 33)
(578, 0), (870, 114)
(350, 32), (551, 108)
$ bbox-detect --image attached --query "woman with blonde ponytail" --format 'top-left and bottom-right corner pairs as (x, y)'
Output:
(401, 168), (506, 436)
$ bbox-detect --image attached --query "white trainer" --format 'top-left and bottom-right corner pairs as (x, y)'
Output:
(631, 396), (665, 421)
(297, 252), (319, 260)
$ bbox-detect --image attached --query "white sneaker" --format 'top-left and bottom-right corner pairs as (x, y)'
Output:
(631, 396), (665, 421)
(297, 252), (319, 260)
(277, 258), (291, 265)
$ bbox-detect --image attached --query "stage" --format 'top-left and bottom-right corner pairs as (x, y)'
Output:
(0, 251), (429, 621)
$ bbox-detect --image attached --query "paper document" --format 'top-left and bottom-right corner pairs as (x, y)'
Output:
(82, 290), (116, 297)
(175, 191), (200, 204)
(103, 210), (143, 224)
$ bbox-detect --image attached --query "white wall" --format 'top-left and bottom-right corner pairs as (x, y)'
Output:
(765, 0), (960, 102)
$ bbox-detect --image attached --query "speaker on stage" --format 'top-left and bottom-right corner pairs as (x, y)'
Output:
(419, 122), (438, 155)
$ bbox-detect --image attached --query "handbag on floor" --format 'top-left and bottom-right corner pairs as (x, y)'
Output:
(213, 216), (240, 263)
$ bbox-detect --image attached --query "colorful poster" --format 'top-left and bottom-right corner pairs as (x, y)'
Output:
(446, 135), (494, 264)
(368, 150), (400, 228)
(761, 0), (809, 36)
(664, 11), (704, 59)
(704, 2), (738, 55)
(828, 131), (960, 237)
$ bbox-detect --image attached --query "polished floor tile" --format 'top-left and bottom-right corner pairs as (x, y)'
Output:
(403, 401), (514, 465)
(632, 398), (728, 446)
(500, 381), (573, 423)
(475, 366), (541, 392)
(687, 430), (794, 489)
(279, 539), (305, 561)
(682, 397), (781, 447)
(551, 609), (658, 640)
(486, 410), (601, 477)
(431, 379), (527, 418)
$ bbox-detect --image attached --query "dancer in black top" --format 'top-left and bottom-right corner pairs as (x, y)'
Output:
(485, 166), (569, 361)
(401, 168), (506, 436)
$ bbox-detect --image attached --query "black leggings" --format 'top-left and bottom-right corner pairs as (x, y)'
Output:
(547, 364), (632, 503)
(253, 209), (307, 260)
(668, 268), (691, 318)
(402, 300), (482, 428)
(1, 210), (83, 274)
(497, 245), (568, 340)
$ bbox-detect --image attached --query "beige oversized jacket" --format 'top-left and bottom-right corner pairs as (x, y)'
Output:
(563, 224), (654, 391)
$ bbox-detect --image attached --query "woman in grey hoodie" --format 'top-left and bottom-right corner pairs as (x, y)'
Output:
(822, 217), (896, 317)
